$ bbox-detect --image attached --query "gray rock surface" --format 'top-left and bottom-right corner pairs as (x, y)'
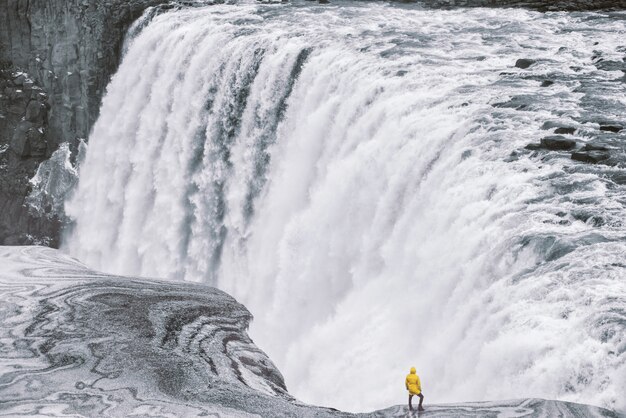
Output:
(571, 150), (611, 164)
(540, 135), (577, 150)
(515, 58), (536, 69)
(0, 246), (622, 417)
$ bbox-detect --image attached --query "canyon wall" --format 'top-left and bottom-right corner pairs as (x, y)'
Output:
(0, 0), (172, 245)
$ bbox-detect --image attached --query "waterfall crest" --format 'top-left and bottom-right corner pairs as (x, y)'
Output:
(65, 3), (626, 412)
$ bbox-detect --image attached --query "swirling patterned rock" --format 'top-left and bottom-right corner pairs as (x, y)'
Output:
(0, 246), (621, 417)
(0, 246), (345, 417)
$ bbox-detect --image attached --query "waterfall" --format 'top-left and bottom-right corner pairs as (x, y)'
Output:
(64, 3), (626, 413)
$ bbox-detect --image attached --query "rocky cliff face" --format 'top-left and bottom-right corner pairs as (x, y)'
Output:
(0, 0), (173, 245)
(0, 0), (173, 148)
(0, 0), (625, 246)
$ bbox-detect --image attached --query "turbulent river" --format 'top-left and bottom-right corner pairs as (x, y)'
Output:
(63, 2), (626, 413)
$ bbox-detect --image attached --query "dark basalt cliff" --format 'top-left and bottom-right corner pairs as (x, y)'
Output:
(0, 0), (173, 245)
(0, 0), (625, 246)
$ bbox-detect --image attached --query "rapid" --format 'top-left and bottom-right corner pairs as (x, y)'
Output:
(63, 2), (626, 413)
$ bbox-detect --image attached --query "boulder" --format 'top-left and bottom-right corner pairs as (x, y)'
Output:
(541, 121), (575, 131)
(571, 150), (611, 164)
(515, 58), (535, 69)
(583, 143), (611, 151)
(540, 135), (576, 150)
(541, 80), (554, 87)
(599, 125), (622, 133)
(594, 60), (626, 72)
(554, 127), (576, 135)
(493, 95), (533, 110)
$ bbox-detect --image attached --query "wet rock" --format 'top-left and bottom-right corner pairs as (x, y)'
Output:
(583, 142), (611, 151)
(571, 150), (611, 164)
(504, 150), (520, 162)
(608, 172), (626, 185)
(599, 125), (622, 133)
(25, 100), (47, 124)
(540, 135), (577, 150)
(515, 58), (535, 69)
(26, 143), (78, 218)
(493, 95), (533, 110)
(554, 127), (576, 135)
(541, 121), (574, 131)
(541, 80), (554, 87)
(525, 143), (542, 150)
(594, 60), (626, 72)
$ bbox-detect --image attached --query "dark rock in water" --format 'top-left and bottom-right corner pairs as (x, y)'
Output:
(541, 121), (575, 131)
(493, 95), (533, 110)
(504, 150), (520, 162)
(540, 135), (576, 150)
(541, 80), (554, 87)
(554, 127), (576, 135)
(594, 60), (626, 72)
(0, 246), (621, 418)
(515, 58), (536, 69)
(599, 125), (622, 133)
(583, 142), (611, 151)
(571, 150), (611, 164)
(608, 172), (626, 185)
(525, 143), (542, 150)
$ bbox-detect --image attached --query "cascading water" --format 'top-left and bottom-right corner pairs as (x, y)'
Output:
(64, 2), (626, 413)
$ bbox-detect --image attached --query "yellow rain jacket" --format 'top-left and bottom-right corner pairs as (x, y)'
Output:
(405, 367), (422, 395)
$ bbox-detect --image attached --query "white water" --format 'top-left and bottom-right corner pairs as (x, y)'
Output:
(64, 3), (626, 413)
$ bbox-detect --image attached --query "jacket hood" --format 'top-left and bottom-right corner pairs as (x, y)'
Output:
(410, 367), (416, 374)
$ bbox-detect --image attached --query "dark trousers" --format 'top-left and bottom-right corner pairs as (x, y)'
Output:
(409, 393), (424, 410)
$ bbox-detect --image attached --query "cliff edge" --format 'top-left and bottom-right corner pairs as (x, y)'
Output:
(0, 246), (622, 417)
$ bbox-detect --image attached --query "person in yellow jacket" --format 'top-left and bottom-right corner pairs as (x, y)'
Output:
(405, 367), (424, 411)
